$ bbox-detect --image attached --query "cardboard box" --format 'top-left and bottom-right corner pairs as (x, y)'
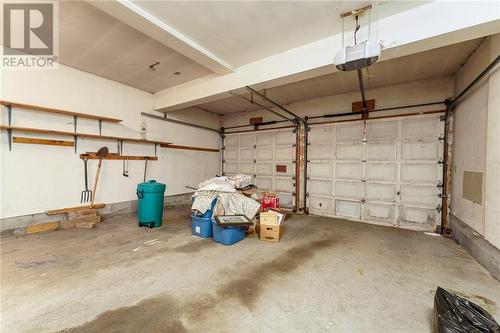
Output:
(259, 210), (285, 242)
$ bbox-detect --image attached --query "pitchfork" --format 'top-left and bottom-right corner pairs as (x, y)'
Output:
(80, 158), (93, 203)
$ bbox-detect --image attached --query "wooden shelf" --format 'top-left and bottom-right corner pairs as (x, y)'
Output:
(13, 136), (74, 147)
(159, 143), (219, 153)
(1, 100), (122, 123)
(80, 153), (158, 161)
(1, 125), (172, 146)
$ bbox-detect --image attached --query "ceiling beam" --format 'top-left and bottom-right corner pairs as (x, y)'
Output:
(153, 1), (500, 112)
(88, 0), (234, 75)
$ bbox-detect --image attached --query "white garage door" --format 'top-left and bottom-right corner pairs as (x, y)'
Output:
(307, 114), (444, 231)
(223, 128), (297, 208)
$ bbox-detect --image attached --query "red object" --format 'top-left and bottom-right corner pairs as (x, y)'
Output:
(262, 195), (279, 210)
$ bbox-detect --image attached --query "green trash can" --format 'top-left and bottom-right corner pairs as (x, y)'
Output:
(136, 180), (166, 228)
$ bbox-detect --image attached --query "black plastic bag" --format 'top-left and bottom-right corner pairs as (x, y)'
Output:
(433, 287), (500, 333)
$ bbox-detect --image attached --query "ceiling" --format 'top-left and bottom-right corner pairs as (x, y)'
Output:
(194, 37), (483, 114)
(59, 1), (212, 93)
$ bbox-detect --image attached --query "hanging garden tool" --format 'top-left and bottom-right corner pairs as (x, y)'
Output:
(80, 158), (93, 203)
(122, 158), (129, 177)
(143, 158), (148, 182)
(90, 146), (109, 208)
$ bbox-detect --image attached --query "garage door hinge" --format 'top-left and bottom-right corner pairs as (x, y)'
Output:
(361, 198), (366, 203)
(437, 181), (443, 188)
(292, 176), (296, 180)
(292, 160), (296, 163)
(222, 159), (225, 163)
(292, 144), (297, 147)
(361, 179), (366, 183)
(438, 135), (444, 141)
(438, 159), (444, 165)
(436, 205), (442, 213)
(253, 145), (257, 148)
(440, 115), (446, 121)
(439, 193), (447, 198)
(306, 176), (310, 180)
(254, 159), (256, 163)
(292, 128), (297, 134)
(292, 192), (296, 196)
(362, 159), (367, 163)
(306, 192), (310, 197)
(253, 174), (257, 177)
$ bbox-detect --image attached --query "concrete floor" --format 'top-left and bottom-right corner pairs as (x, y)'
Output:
(1, 206), (499, 333)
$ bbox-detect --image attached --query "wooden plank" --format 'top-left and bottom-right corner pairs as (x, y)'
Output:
(80, 153), (158, 161)
(26, 222), (60, 234)
(67, 209), (98, 220)
(61, 215), (101, 229)
(159, 144), (219, 153)
(46, 203), (105, 215)
(0, 126), (172, 146)
(1, 100), (122, 123)
(75, 221), (97, 229)
(13, 136), (74, 147)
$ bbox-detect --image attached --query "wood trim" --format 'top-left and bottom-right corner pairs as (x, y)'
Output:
(46, 203), (105, 215)
(13, 136), (74, 147)
(80, 153), (158, 160)
(0, 125), (172, 146)
(1, 100), (122, 123)
(159, 144), (219, 153)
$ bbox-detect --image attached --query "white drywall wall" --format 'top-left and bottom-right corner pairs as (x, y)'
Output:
(451, 38), (489, 236)
(485, 34), (500, 249)
(0, 65), (221, 219)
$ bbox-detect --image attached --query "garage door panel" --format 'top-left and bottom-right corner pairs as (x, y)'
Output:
(274, 145), (295, 161)
(309, 162), (333, 179)
(401, 163), (438, 184)
(366, 121), (398, 141)
(335, 200), (361, 219)
(309, 196), (334, 215)
(224, 162), (239, 174)
(278, 193), (294, 208)
(256, 177), (272, 191)
(366, 142), (397, 161)
(309, 179), (333, 196)
(238, 163), (255, 175)
(225, 148), (238, 161)
(256, 162), (273, 176)
(402, 118), (439, 139)
(309, 125), (332, 143)
(225, 135), (238, 147)
(366, 163), (397, 181)
(239, 148), (255, 161)
(399, 207), (437, 229)
(256, 132), (274, 146)
(400, 185), (438, 207)
(402, 141), (439, 161)
(274, 177), (294, 193)
(309, 144), (333, 160)
(336, 123), (363, 142)
(307, 114), (443, 231)
(335, 181), (362, 199)
(365, 183), (396, 202)
(256, 148), (273, 160)
(336, 162), (362, 180)
(239, 133), (256, 147)
(275, 130), (295, 145)
(336, 143), (363, 160)
(364, 203), (395, 223)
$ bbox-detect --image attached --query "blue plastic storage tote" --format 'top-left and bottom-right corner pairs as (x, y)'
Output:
(136, 180), (166, 228)
(212, 220), (246, 246)
(191, 215), (213, 238)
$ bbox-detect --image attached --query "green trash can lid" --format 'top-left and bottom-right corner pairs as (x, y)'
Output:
(137, 180), (166, 192)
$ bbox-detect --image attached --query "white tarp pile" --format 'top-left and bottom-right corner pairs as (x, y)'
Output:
(191, 175), (260, 219)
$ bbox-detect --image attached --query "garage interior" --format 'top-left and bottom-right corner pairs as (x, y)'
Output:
(1, 1), (500, 332)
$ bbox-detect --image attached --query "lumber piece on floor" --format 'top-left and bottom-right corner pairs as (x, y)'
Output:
(61, 215), (100, 229)
(13, 136), (74, 147)
(25, 222), (60, 234)
(46, 203), (105, 215)
(66, 209), (98, 220)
